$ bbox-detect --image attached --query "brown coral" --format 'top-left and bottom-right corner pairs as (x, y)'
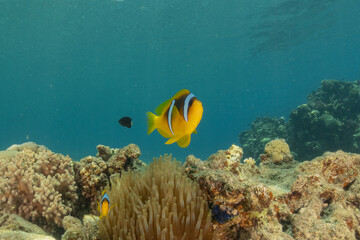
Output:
(99, 154), (223, 240)
(0, 147), (77, 230)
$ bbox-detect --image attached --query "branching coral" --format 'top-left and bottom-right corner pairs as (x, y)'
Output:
(0, 147), (77, 230)
(99, 154), (223, 240)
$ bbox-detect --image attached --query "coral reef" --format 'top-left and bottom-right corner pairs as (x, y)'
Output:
(240, 79), (360, 161)
(99, 154), (224, 240)
(185, 143), (360, 239)
(2, 140), (360, 239)
(239, 117), (287, 160)
(74, 144), (146, 214)
(287, 79), (360, 160)
(0, 143), (77, 231)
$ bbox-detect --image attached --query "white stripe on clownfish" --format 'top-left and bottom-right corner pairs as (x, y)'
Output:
(168, 99), (176, 135)
(183, 93), (195, 122)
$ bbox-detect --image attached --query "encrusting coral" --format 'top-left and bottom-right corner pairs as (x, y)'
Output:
(0, 142), (77, 231)
(99, 154), (224, 240)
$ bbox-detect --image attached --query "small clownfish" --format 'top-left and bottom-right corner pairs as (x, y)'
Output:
(147, 89), (203, 148)
(97, 190), (115, 220)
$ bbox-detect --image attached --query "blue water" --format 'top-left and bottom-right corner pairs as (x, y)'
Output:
(1, 0), (359, 163)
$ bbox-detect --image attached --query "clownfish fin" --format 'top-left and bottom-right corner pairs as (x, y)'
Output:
(146, 112), (158, 134)
(155, 99), (172, 115)
(110, 204), (117, 210)
(172, 89), (190, 99)
(177, 134), (191, 148)
(165, 137), (178, 145)
(165, 135), (182, 145)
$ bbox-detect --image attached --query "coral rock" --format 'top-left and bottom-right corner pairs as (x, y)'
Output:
(0, 214), (47, 234)
(82, 215), (99, 240)
(0, 230), (56, 240)
(0, 214), (55, 240)
(61, 215), (99, 240)
(7, 141), (48, 153)
(225, 144), (243, 163)
(107, 144), (141, 174)
(62, 216), (83, 231)
(184, 146), (360, 239)
(77, 156), (108, 199)
(96, 145), (113, 162)
(75, 144), (146, 215)
(260, 139), (293, 164)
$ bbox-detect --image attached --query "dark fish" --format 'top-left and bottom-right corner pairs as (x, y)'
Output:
(119, 117), (132, 128)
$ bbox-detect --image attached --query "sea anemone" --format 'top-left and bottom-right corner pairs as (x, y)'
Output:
(99, 154), (221, 240)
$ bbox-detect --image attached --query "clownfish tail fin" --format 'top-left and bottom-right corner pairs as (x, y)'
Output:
(147, 112), (157, 134)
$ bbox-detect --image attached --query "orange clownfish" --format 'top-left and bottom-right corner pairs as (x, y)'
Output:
(97, 190), (115, 220)
(147, 89), (203, 148)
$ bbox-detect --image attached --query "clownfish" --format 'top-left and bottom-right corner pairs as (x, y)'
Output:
(97, 190), (115, 220)
(147, 89), (203, 148)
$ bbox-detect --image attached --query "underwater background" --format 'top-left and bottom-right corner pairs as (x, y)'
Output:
(1, 0), (360, 162)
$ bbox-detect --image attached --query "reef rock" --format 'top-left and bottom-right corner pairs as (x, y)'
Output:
(0, 214), (55, 240)
(184, 144), (360, 239)
(61, 215), (99, 240)
(75, 144), (147, 214)
(6, 141), (48, 153)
